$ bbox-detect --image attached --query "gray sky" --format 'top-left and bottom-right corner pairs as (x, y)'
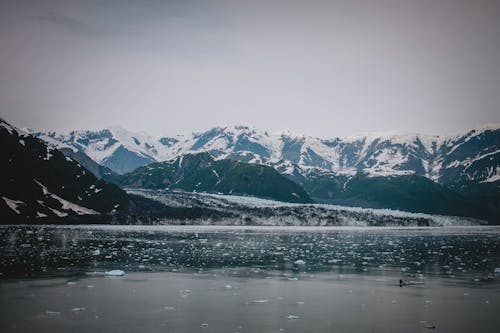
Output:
(1, 0), (499, 137)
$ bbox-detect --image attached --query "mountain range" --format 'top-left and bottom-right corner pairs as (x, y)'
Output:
(5, 115), (497, 224)
(31, 124), (500, 222)
(0, 119), (309, 223)
(31, 124), (500, 185)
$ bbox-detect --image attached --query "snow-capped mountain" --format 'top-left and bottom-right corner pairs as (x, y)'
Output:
(1, 119), (130, 222)
(32, 124), (500, 188)
(31, 127), (169, 174)
(1, 120), (496, 223)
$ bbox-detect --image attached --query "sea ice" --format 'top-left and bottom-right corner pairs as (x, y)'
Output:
(45, 311), (61, 316)
(179, 289), (192, 298)
(71, 307), (86, 312)
(105, 270), (125, 276)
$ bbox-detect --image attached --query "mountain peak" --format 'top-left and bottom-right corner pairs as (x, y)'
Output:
(29, 122), (500, 187)
(279, 129), (307, 139)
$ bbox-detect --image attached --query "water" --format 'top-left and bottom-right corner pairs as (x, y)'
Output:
(1, 225), (500, 332)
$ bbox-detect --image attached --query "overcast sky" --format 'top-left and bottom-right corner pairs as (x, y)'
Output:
(1, 0), (499, 137)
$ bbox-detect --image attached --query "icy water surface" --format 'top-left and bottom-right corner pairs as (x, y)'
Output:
(1, 225), (500, 332)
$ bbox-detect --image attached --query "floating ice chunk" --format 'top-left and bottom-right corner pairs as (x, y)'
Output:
(45, 311), (61, 316)
(293, 260), (306, 265)
(494, 268), (500, 274)
(224, 284), (232, 289)
(287, 315), (300, 320)
(71, 307), (86, 312)
(252, 299), (269, 303)
(105, 270), (125, 276)
(92, 249), (101, 256)
(179, 289), (192, 298)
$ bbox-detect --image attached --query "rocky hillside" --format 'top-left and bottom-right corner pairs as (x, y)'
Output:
(0, 119), (129, 223)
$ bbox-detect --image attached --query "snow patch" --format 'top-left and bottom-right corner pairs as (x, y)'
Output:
(36, 211), (48, 218)
(1, 121), (15, 134)
(34, 180), (99, 215)
(2, 197), (25, 214)
(481, 166), (500, 183)
(212, 169), (221, 185)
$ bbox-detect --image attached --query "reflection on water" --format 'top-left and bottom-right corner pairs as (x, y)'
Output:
(1, 225), (499, 279)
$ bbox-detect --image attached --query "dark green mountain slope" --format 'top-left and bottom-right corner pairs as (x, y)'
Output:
(111, 153), (313, 204)
(298, 172), (488, 220)
(454, 182), (500, 223)
(0, 119), (129, 223)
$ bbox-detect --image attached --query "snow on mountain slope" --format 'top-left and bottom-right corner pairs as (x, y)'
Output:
(30, 127), (174, 174)
(1, 118), (130, 221)
(31, 124), (500, 185)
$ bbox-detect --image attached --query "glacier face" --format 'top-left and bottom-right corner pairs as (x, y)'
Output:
(31, 124), (500, 187)
(125, 189), (484, 227)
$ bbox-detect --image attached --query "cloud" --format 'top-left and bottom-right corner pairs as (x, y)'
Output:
(28, 11), (99, 37)
(0, 0), (499, 137)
